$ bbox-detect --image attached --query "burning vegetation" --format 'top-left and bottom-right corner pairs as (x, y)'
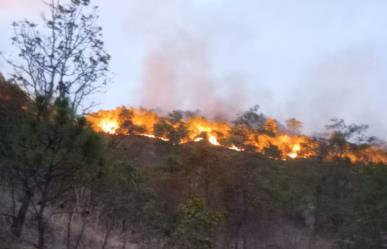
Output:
(86, 106), (387, 164)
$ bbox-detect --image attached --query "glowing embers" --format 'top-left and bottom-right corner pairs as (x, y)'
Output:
(287, 144), (301, 159)
(208, 135), (220, 146)
(99, 119), (119, 134)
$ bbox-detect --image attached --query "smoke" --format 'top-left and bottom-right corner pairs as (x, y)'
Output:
(281, 48), (386, 138)
(4, 0), (383, 138)
(140, 38), (248, 119)
(0, 0), (37, 9)
(111, 0), (387, 139)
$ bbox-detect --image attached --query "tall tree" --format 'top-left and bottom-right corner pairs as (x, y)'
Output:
(7, 0), (110, 113)
(2, 96), (103, 249)
(1, 1), (110, 247)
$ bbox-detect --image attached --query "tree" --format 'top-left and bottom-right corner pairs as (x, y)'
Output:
(346, 166), (387, 249)
(233, 105), (266, 129)
(325, 119), (370, 160)
(286, 118), (303, 134)
(1, 1), (110, 247)
(154, 111), (189, 145)
(116, 107), (136, 135)
(325, 118), (369, 143)
(226, 106), (266, 151)
(6, 0), (110, 113)
(0, 76), (28, 157)
(0, 76), (29, 235)
(2, 96), (103, 248)
(173, 198), (223, 249)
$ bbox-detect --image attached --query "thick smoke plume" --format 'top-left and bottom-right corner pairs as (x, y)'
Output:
(140, 38), (248, 120)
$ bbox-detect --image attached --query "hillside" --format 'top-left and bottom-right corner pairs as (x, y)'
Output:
(98, 135), (386, 249)
(1, 74), (387, 249)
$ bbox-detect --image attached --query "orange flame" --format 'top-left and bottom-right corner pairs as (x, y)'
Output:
(86, 107), (387, 164)
(99, 119), (119, 134)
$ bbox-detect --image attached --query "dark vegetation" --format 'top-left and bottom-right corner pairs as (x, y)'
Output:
(1, 1), (387, 249)
(2, 74), (387, 249)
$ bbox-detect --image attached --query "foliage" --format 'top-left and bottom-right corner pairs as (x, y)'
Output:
(0, 95), (104, 248)
(173, 198), (223, 249)
(342, 165), (387, 249)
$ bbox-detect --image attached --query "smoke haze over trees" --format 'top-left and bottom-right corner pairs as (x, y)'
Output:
(1, 1), (387, 249)
(1, 0), (387, 139)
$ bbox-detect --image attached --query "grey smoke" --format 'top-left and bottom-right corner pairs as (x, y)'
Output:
(140, 37), (250, 120)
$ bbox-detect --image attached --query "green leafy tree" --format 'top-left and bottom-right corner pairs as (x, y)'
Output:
(344, 166), (387, 249)
(173, 198), (223, 249)
(1, 1), (110, 246)
(1, 96), (103, 249)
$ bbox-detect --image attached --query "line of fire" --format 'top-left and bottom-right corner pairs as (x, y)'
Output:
(86, 107), (387, 165)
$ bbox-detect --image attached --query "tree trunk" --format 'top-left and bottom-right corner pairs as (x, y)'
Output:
(74, 216), (87, 249)
(121, 220), (127, 249)
(101, 227), (112, 249)
(66, 211), (74, 249)
(37, 178), (50, 249)
(11, 189), (32, 238)
(121, 235), (127, 249)
(37, 208), (46, 249)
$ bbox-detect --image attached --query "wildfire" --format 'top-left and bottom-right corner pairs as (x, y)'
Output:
(86, 107), (387, 165)
(99, 119), (119, 134)
(208, 135), (220, 146)
(288, 144), (301, 159)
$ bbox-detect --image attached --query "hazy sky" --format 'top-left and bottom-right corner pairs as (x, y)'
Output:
(1, 0), (386, 139)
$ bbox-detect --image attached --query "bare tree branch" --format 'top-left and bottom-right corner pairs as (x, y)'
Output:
(7, 0), (110, 113)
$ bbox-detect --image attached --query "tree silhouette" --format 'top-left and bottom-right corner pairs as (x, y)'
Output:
(6, 0), (110, 113)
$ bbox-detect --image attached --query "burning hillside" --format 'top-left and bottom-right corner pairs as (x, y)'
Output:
(86, 106), (387, 164)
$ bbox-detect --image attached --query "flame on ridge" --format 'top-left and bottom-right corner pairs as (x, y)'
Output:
(99, 119), (119, 135)
(86, 107), (387, 164)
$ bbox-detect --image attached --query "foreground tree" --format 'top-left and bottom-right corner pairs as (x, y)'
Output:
(7, 0), (110, 113)
(172, 198), (223, 249)
(0, 1), (110, 247)
(1, 96), (103, 248)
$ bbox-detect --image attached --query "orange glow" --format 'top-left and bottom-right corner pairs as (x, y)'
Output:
(99, 119), (119, 134)
(86, 107), (387, 165)
(208, 135), (220, 146)
(288, 144), (301, 159)
(131, 109), (159, 134)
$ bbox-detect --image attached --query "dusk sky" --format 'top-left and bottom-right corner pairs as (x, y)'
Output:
(1, 0), (386, 139)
